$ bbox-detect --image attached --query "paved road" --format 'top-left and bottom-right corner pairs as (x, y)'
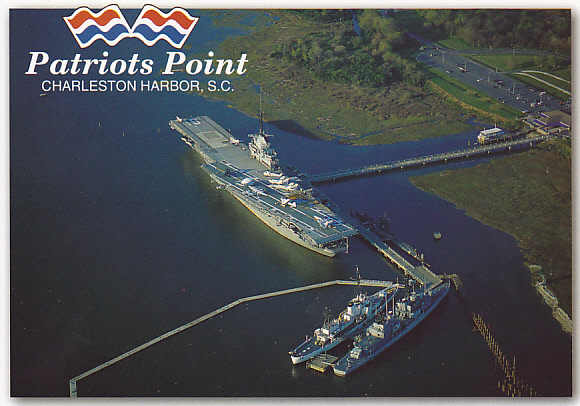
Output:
(409, 33), (569, 116)
(417, 47), (566, 115)
(408, 32), (571, 60)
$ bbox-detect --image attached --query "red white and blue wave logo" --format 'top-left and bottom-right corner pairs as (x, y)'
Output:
(63, 5), (199, 48)
(131, 5), (198, 47)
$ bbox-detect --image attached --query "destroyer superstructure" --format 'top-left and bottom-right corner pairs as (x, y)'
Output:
(333, 278), (450, 376)
(169, 115), (357, 256)
(290, 281), (399, 364)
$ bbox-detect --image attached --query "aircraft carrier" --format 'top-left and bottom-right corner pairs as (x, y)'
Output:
(169, 115), (357, 256)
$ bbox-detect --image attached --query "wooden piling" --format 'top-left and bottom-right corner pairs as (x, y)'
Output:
(472, 313), (539, 397)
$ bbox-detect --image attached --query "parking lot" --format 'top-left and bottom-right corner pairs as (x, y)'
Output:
(416, 46), (570, 116)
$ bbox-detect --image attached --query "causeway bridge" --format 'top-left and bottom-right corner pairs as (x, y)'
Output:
(307, 134), (551, 184)
(304, 134), (553, 287)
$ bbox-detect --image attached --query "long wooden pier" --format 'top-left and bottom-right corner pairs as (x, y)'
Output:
(318, 190), (443, 288)
(351, 212), (442, 287)
(308, 135), (551, 184)
(69, 278), (397, 397)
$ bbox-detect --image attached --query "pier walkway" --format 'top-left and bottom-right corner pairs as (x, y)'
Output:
(308, 135), (551, 184)
(69, 279), (397, 397)
(317, 192), (443, 288)
(350, 212), (442, 288)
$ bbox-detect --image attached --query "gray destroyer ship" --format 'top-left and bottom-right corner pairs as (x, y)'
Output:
(169, 115), (357, 256)
(290, 280), (399, 364)
(333, 278), (450, 376)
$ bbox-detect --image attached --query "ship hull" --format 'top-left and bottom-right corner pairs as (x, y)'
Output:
(291, 336), (348, 364)
(232, 192), (336, 257)
(171, 116), (356, 258)
(333, 282), (449, 376)
(205, 168), (339, 257)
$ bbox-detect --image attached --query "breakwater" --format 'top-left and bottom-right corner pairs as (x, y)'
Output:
(69, 279), (397, 397)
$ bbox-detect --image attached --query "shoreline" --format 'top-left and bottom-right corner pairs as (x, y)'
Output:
(412, 182), (573, 334)
(409, 139), (572, 322)
(199, 10), (491, 144)
(530, 266), (572, 333)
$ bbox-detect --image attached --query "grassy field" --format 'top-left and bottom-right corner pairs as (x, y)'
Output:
(420, 65), (522, 126)
(410, 139), (572, 317)
(195, 10), (488, 143)
(439, 35), (480, 50)
(471, 53), (570, 73)
(508, 72), (571, 101)
(521, 71), (572, 92)
(470, 54), (571, 100)
(552, 67), (572, 81)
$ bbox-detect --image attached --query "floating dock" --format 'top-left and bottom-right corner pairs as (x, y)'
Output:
(306, 354), (339, 373)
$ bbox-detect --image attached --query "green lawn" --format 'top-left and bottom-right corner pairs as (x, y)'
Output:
(508, 73), (570, 101)
(516, 71), (571, 92)
(470, 53), (569, 72)
(439, 35), (480, 50)
(552, 67), (572, 81)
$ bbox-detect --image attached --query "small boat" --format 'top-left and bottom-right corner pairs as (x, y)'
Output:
(433, 232), (442, 240)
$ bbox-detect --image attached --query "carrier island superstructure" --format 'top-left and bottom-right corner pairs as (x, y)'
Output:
(169, 115), (357, 256)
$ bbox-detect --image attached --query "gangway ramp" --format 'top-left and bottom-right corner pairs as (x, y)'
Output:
(371, 235), (442, 288)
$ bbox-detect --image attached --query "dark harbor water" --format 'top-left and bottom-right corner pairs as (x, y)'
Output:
(10, 9), (571, 397)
